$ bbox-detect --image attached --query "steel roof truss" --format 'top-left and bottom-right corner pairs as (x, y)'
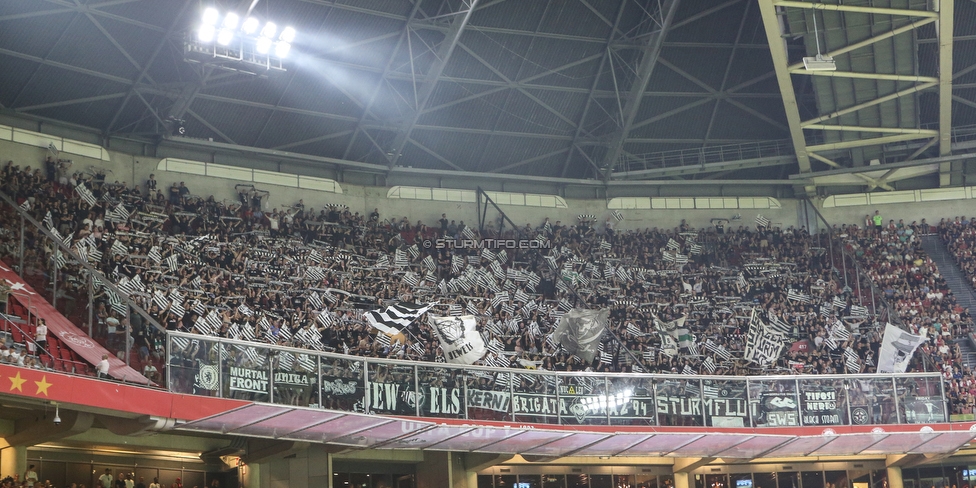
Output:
(386, 0), (481, 169)
(938, 0), (954, 186)
(758, 0), (811, 176)
(599, 0), (682, 180)
(40, 0), (167, 32)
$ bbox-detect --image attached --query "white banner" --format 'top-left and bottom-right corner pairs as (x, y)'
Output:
(877, 323), (927, 373)
(430, 315), (487, 365)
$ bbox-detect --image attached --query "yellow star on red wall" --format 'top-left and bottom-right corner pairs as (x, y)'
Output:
(34, 376), (52, 396)
(8, 372), (26, 392)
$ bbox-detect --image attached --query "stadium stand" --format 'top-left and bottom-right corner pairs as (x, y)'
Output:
(1, 159), (973, 414)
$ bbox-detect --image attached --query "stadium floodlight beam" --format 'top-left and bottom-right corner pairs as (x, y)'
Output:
(242, 17), (259, 34)
(198, 24), (215, 42)
(217, 29), (234, 46)
(280, 26), (296, 43)
(202, 7), (219, 25)
(275, 41), (290, 58)
(223, 12), (240, 29)
(187, 8), (294, 71)
(256, 37), (272, 54)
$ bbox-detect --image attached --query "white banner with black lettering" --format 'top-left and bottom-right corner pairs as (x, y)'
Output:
(430, 315), (487, 365)
(877, 323), (927, 374)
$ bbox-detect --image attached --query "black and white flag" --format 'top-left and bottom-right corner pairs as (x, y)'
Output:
(666, 238), (681, 251)
(611, 210), (623, 222)
(755, 214), (770, 228)
(553, 308), (608, 363)
(743, 309), (786, 366)
(75, 184), (97, 206)
(430, 315), (487, 365)
(844, 348), (861, 373)
(364, 302), (434, 335)
(787, 290), (812, 304)
(307, 292), (323, 310)
(43, 211), (54, 229)
(702, 356), (717, 374)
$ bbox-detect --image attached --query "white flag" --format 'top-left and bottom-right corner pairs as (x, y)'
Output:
(877, 323), (927, 374)
(429, 315), (487, 365)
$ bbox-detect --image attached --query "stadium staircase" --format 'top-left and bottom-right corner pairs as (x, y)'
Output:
(919, 234), (976, 368)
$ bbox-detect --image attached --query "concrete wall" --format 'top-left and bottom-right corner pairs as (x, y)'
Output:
(2, 137), (974, 232)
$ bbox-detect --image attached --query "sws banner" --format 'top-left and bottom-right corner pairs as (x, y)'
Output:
(761, 393), (800, 426)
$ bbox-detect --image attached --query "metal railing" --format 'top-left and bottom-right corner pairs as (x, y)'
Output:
(614, 139), (796, 173)
(167, 331), (947, 428)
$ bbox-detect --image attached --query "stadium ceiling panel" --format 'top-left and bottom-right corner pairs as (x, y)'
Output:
(177, 404), (976, 460)
(1, 0), (975, 186)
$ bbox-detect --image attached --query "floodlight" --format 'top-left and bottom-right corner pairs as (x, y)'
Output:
(223, 12), (240, 29)
(198, 25), (216, 42)
(803, 54), (836, 71)
(275, 41), (290, 58)
(202, 8), (219, 25)
(803, 10), (836, 71)
(217, 29), (234, 46)
(279, 26), (296, 43)
(261, 22), (277, 39)
(242, 17), (260, 34)
(256, 37), (272, 54)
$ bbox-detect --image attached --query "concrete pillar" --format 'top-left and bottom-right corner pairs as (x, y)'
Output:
(415, 451), (452, 488)
(674, 471), (692, 488)
(887, 466), (904, 488)
(0, 446), (28, 481)
(242, 462), (262, 488)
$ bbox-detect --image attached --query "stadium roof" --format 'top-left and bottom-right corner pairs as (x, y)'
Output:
(1, 0), (975, 191)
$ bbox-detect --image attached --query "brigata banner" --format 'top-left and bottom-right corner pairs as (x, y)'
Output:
(362, 381), (656, 422)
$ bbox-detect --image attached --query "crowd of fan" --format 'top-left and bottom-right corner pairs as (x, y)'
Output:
(0, 158), (974, 413)
(842, 218), (976, 414)
(1, 467), (185, 488)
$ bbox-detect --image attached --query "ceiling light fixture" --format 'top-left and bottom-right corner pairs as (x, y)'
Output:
(802, 6), (836, 71)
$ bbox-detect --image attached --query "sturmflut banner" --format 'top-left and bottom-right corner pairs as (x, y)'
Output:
(430, 315), (487, 365)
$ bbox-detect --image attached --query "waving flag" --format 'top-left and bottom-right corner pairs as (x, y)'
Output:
(364, 302), (434, 335)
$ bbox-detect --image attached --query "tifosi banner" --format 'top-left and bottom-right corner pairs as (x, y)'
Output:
(800, 389), (843, 426)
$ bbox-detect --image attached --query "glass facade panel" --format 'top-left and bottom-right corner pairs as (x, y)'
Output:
(896, 376), (947, 423)
(223, 342), (271, 402)
(518, 474), (543, 488)
(825, 471), (850, 488)
(798, 378), (848, 426)
(779, 473), (799, 488)
(513, 371), (558, 425)
(609, 375), (656, 426)
(168, 335), (219, 396)
(754, 473), (777, 488)
(591, 474), (612, 488)
(367, 362), (416, 415)
(467, 369), (513, 422)
(732, 473), (754, 488)
(418, 364), (465, 419)
(638, 475), (659, 488)
(752, 379), (800, 427)
(802, 471), (824, 488)
(703, 378), (750, 427)
(543, 474), (566, 488)
(271, 350), (317, 407)
(655, 377), (705, 426)
(320, 356), (365, 412)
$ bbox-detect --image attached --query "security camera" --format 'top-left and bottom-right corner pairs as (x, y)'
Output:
(53, 405), (61, 425)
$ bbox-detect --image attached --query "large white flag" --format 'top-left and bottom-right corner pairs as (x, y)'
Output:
(877, 323), (927, 373)
(743, 309), (786, 366)
(430, 315), (487, 365)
